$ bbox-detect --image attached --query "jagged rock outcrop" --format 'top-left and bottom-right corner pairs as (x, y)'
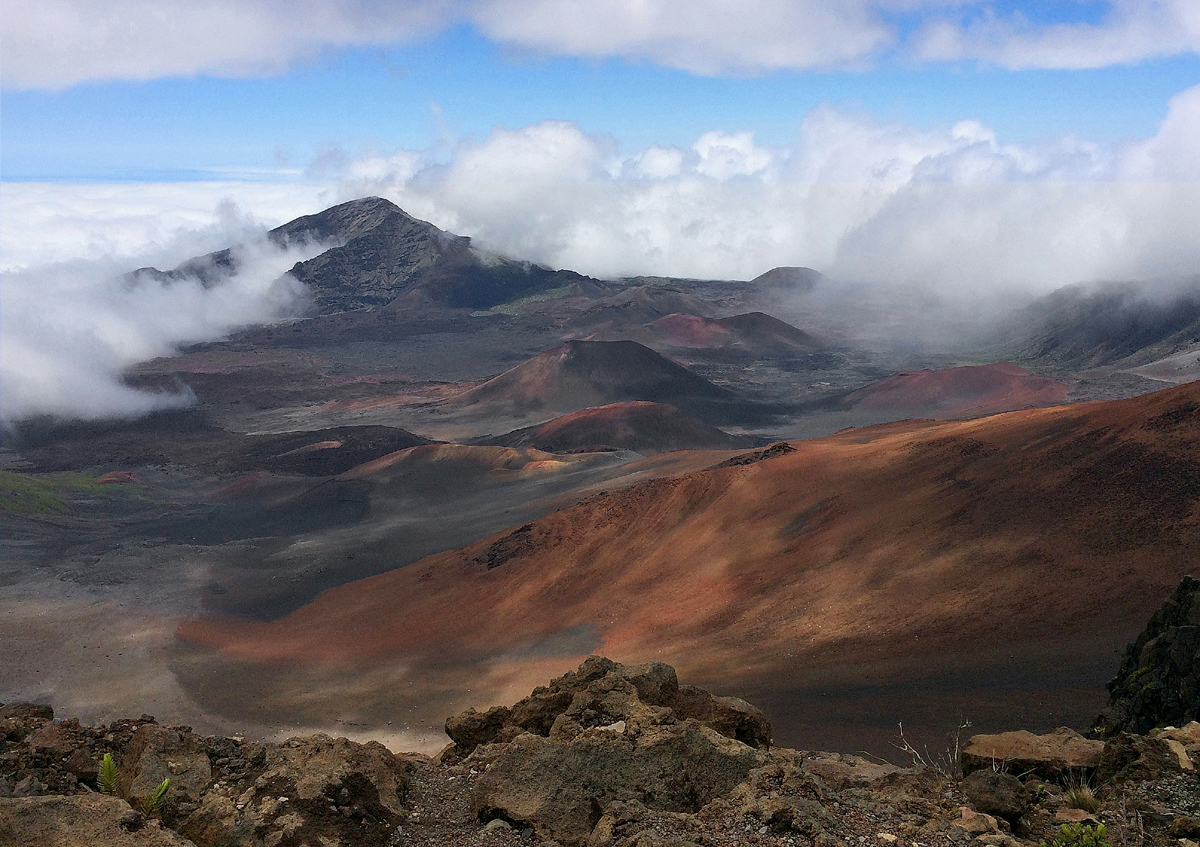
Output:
(1098, 574), (1200, 735)
(444, 655), (772, 758)
(446, 657), (774, 845)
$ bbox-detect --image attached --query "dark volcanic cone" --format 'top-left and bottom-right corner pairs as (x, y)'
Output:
(459, 340), (733, 416)
(479, 401), (754, 454)
(749, 266), (821, 292)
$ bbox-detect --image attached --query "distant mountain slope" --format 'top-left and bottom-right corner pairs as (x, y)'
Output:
(459, 340), (732, 415)
(840, 362), (1070, 419)
(564, 285), (717, 332)
(138, 197), (598, 316)
(10, 411), (431, 477)
(183, 381), (1200, 749)
(1010, 280), (1200, 368)
(479, 401), (753, 454)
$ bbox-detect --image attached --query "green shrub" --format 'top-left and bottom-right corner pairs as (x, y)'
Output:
(142, 778), (170, 815)
(98, 753), (119, 794)
(1041, 823), (1110, 847)
(1064, 785), (1100, 813)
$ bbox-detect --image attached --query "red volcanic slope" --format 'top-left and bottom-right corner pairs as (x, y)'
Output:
(484, 401), (751, 454)
(843, 362), (1069, 418)
(183, 383), (1200, 719)
(620, 311), (821, 355)
(459, 340), (728, 412)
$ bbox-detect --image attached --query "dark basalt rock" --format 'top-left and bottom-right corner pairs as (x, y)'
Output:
(1097, 575), (1200, 735)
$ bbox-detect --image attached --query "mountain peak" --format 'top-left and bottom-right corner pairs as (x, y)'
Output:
(269, 196), (428, 246)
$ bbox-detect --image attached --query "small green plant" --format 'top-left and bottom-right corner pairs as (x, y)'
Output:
(1064, 781), (1100, 813)
(94, 753), (170, 816)
(98, 753), (119, 794)
(142, 778), (170, 815)
(1041, 823), (1110, 847)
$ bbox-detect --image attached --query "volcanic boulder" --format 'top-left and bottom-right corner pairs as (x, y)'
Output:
(961, 728), (1103, 779)
(1098, 575), (1200, 735)
(178, 734), (411, 847)
(452, 656), (772, 846)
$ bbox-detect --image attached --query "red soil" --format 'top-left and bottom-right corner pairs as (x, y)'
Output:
(843, 362), (1070, 418)
(491, 401), (748, 453)
(619, 311), (821, 354)
(96, 471), (143, 484)
(459, 340), (727, 412)
(651, 314), (735, 347)
(181, 383), (1200, 728)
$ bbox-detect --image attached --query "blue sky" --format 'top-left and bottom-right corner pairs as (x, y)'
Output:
(4, 2), (1200, 181)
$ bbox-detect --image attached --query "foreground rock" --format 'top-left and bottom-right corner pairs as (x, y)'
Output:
(2, 653), (1199, 847)
(445, 655), (772, 758)
(0, 794), (194, 847)
(448, 656), (772, 844)
(961, 727), (1103, 779)
(1099, 574), (1200, 735)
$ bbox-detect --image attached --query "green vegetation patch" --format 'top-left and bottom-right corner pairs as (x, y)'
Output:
(0, 470), (145, 515)
(471, 283), (578, 317)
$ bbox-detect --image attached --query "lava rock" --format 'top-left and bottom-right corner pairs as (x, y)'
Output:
(962, 770), (1028, 823)
(1098, 575), (1200, 735)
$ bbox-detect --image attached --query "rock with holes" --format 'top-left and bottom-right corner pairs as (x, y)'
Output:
(472, 720), (765, 846)
(1097, 732), (1188, 782)
(177, 734), (411, 847)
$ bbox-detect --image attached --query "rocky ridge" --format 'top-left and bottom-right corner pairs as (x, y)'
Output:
(2, 657), (1199, 847)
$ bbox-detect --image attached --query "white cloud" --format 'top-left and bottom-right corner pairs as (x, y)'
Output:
(10, 1), (1197, 89)
(2, 0), (453, 90)
(332, 83), (1200, 289)
(914, 0), (1200, 69)
(0, 182), (338, 271)
(468, 0), (896, 74)
(0, 203), (328, 423)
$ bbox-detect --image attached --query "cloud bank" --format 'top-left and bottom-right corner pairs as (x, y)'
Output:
(6, 1), (1200, 89)
(0, 230), (321, 424)
(4, 84), (1199, 423)
(330, 83), (1200, 294)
